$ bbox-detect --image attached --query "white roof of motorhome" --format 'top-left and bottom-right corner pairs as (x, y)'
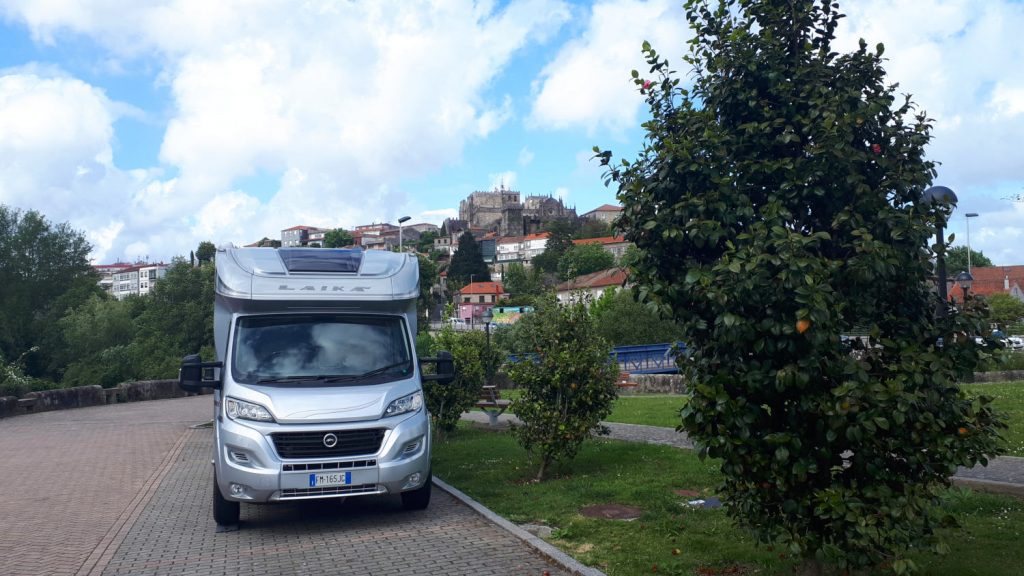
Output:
(216, 247), (419, 302)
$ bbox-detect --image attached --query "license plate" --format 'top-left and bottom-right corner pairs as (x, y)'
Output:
(309, 471), (351, 487)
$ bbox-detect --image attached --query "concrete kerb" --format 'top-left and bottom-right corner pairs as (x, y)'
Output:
(432, 476), (607, 576)
(951, 476), (1024, 498)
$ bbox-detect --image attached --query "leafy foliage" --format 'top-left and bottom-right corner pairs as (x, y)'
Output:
(196, 241), (217, 263)
(425, 326), (499, 434)
(576, 218), (613, 240)
(416, 230), (439, 253)
(507, 294), (617, 480)
(447, 231), (490, 288)
(945, 246), (992, 276)
(532, 218), (577, 273)
(503, 262), (544, 298)
(0, 205), (100, 379)
(416, 253), (439, 328)
(598, 1), (1005, 571)
(323, 228), (355, 248)
(985, 293), (1024, 327)
(590, 288), (684, 346)
(557, 242), (616, 280)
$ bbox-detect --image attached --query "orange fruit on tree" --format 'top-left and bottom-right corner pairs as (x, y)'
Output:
(796, 319), (811, 334)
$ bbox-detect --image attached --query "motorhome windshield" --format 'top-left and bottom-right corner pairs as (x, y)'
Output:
(231, 314), (412, 385)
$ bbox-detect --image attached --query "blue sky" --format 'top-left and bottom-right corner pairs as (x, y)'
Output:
(1, 0), (1022, 265)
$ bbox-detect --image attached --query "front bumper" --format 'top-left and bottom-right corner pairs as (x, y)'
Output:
(213, 409), (430, 502)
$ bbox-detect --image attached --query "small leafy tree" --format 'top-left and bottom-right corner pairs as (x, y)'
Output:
(503, 262), (543, 297)
(531, 218), (577, 273)
(557, 242), (616, 280)
(986, 293), (1024, 327)
(323, 228), (354, 248)
(591, 288), (684, 347)
(598, 1), (1004, 572)
(196, 241), (217, 263)
(507, 294), (617, 481)
(424, 325), (499, 435)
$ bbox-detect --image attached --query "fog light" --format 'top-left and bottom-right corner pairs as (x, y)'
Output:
(402, 472), (422, 489)
(230, 483), (246, 496)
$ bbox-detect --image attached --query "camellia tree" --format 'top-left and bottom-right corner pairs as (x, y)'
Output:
(597, 1), (1005, 573)
(507, 294), (618, 481)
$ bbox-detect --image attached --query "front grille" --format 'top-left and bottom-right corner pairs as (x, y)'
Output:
(280, 484), (379, 498)
(283, 459), (376, 472)
(271, 429), (386, 459)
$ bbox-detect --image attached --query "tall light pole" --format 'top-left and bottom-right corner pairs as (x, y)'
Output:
(921, 185), (958, 314)
(397, 215), (411, 252)
(965, 212), (979, 273)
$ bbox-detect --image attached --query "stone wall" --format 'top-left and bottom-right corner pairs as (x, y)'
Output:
(0, 380), (207, 419)
(968, 370), (1024, 383)
(24, 385), (106, 412)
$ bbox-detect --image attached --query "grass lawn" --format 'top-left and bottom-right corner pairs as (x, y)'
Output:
(433, 425), (1024, 576)
(602, 382), (1024, 458)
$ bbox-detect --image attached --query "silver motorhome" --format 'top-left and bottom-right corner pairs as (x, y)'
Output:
(179, 246), (453, 526)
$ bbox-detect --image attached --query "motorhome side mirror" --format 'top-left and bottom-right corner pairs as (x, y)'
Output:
(178, 354), (223, 393)
(420, 351), (456, 385)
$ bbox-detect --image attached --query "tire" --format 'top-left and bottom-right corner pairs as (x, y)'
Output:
(212, 474), (240, 525)
(400, 472), (432, 511)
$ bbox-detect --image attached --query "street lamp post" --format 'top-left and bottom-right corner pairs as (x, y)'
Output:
(965, 212), (979, 273)
(955, 271), (974, 302)
(482, 307), (493, 385)
(397, 215), (411, 252)
(921, 185), (959, 314)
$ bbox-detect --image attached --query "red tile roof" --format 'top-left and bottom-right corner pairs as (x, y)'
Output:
(586, 204), (622, 213)
(282, 225), (320, 232)
(523, 232), (549, 241)
(555, 267), (629, 291)
(959, 265), (1024, 298)
(459, 281), (505, 295)
(572, 235), (627, 246)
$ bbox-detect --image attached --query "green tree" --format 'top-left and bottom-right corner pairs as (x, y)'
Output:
(132, 259), (216, 378)
(0, 205), (98, 376)
(417, 253), (439, 328)
(196, 241), (217, 263)
(617, 244), (642, 269)
(531, 218), (577, 273)
(425, 326), (499, 435)
(591, 288), (684, 346)
(57, 295), (141, 387)
(598, 1), (1004, 572)
(502, 262), (543, 297)
(416, 230), (439, 254)
(557, 243), (616, 280)
(323, 228), (355, 248)
(507, 294), (617, 481)
(447, 231), (490, 288)
(945, 246), (993, 275)
(986, 293), (1024, 327)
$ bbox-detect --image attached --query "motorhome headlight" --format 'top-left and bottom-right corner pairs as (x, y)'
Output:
(225, 397), (276, 422)
(384, 391), (423, 418)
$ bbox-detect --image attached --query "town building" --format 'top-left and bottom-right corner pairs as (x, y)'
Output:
(571, 235), (632, 260)
(555, 267), (630, 304)
(281, 225), (327, 247)
(955, 265), (1024, 302)
(456, 281), (509, 324)
(96, 262), (169, 300)
(581, 203), (623, 224)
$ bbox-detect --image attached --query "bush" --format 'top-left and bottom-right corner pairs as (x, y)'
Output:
(424, 327), (500, 435)
(507, 294), (618, 481)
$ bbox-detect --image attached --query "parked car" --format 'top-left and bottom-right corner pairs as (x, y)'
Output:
(1006, 336), (1024, 351)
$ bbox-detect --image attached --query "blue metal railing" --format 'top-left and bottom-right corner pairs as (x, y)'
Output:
(506, 342), (685, 374)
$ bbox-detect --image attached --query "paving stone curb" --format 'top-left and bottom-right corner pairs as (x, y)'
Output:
(951, 476), (1024, 498)
(433, 477), (607, 576)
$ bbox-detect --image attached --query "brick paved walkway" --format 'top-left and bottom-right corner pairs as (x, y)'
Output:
(1, 397), (568, 576)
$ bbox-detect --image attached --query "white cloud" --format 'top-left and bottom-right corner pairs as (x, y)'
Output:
(529, 0), (691, 133)
(0, 0), (571, 261)
(419, 208), (458, 224)
(553, 186), (570, 201)
(489, 171), (518, 191)
(833, 0), (1024, 187)
(518, 146), (535, 166)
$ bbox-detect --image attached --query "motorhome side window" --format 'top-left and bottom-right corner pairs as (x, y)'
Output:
(232, 314), (411, 384)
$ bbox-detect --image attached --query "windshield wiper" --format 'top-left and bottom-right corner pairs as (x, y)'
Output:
(256, 375), (327, 384)
(354, 360), (411, 379)
(255, 363), (409, 385)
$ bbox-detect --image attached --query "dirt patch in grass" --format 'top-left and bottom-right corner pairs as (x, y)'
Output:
(580, 503), (643, 520)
